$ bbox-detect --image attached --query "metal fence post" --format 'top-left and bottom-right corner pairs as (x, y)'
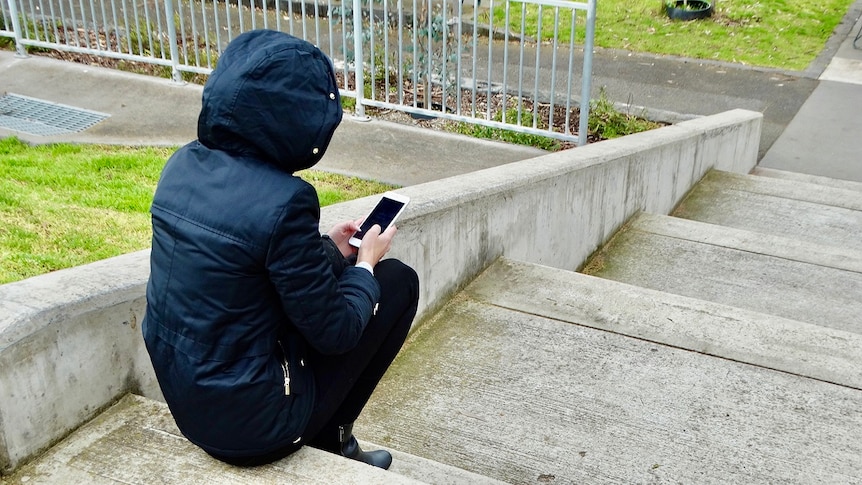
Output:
(352, 0), (369, 120)
(6, 0), (28, 58)
(578, 0), (597, 146)
(164, 0), (183, 84)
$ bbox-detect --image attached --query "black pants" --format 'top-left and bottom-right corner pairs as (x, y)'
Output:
(221, 259), (419, 467)
(303, 258), (419, 449)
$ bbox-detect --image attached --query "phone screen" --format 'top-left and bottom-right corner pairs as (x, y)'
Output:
(353, 197), (406, 240)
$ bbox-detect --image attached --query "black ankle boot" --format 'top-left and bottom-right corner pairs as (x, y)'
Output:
(339, 423), (392, 470)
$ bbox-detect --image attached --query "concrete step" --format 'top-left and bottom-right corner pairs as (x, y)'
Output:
(3, 394), (503, 485)
(751, 167), (862, 193)
(673, 170), (862, 251)
(469, 258), (862, 390)
(355, 258), (862, 483)
(583, 212), (862, 334)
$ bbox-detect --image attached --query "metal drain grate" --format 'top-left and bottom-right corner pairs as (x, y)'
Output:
(0, 93), (110, 136)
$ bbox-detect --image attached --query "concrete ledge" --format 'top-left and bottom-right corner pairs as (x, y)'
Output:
(0, 109), (762, 474)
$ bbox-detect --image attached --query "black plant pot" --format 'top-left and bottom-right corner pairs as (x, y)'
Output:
(665, 0), (713, 20)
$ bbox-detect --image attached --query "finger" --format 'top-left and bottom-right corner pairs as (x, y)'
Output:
(368, 224), (382, 236)
(346, 221), (361, 233)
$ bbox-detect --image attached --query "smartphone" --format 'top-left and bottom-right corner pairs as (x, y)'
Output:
(349, 192), (411, 248)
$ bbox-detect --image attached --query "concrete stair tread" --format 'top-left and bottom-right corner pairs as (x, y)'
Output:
(673, 170), (862, 250)
(356, 257), (862, 483)
(4, 394), (498, 485)
(584, 212), (862, 333)
(751, 167), (862, 192)
(471, 258), (862, 390)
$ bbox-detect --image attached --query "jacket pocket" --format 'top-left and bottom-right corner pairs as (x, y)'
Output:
(277, 340), (291, 396)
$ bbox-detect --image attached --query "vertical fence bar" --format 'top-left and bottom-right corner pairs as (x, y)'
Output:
(165, 0), (182, 82)
(396, 0), (404, 104)
(7, 0), (27, 57)
(48, 0), (61, 49)
(130, 0), (141, 53)
(201, 0), (213, 68)
(190, 0), (201, 66)
(86, 0), (99, 50)
(424, 0), (431, 112)
(213, 0), (222, 60)
(120, 0), (132, 53)
(440, 0), (448, 113)
(300, 0), (307, 40)
(68, 0), (82, 47)
(94, 0), (106, 52)
(454, 0), (462, 115)
(516, 1), (525, 125)
(564, 8), (575, 136)
(176, 0), (188, 64)
(411, 0), (418, 110)
(352, 0), (367, 118)
(145, 0), (158, 57)
(532, 5), (542, 128)
(250, 0), (257, 30)
(338, 0), (347, 86)
(383, 0), (390, 103)
(484, 0), (492, 120)
(501, 0), (510, 123)
(313, 0), (320, 47)
(35, 0), (50, 44)
(469, 0), (477, 118)
(109, 0), (121, 52)
(548, 7), (559, 131)
(578, 0), (595, 146)
(368, 0), (375, 102)
(325, 0), (332, 65)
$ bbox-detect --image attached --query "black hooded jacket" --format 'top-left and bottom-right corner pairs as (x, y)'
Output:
(142, 30), (380, 459)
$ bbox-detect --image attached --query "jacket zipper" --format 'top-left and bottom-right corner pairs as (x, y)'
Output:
(277, 340), (291, 396)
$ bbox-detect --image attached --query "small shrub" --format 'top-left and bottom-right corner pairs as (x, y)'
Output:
(589, 89), (661, 140)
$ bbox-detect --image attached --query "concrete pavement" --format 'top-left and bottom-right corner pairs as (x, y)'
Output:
(759, 11), (862, 182)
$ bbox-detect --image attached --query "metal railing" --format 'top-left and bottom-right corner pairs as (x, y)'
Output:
(1, 0), (596, 145)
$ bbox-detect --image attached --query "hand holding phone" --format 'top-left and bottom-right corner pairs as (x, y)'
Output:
(356, 222), (396, 268)
(349, 192), (410, 248)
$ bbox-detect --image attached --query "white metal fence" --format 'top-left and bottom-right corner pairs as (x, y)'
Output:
(1, 0), (596, 144)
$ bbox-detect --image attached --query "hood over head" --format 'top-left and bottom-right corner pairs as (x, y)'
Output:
(197, 30), (343, 172)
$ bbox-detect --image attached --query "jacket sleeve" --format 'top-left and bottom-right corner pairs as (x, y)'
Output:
(265, 182), (380, 355)
(320, 234), (351, 278)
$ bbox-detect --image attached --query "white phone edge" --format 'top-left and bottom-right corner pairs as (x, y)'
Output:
(348, 192), (410, 248)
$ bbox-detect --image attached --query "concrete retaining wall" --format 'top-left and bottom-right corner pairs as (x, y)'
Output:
(0, 109), (762, 475)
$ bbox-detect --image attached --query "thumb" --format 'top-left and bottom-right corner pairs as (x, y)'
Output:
(365, 224), (382, 238)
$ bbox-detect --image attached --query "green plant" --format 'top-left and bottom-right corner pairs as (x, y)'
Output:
(452, 107), (565, 151)
(0, 16), (58, 53)
(588, 89), (661, 139)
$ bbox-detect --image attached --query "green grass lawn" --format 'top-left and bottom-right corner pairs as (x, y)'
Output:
(0, 137), (395, 284)
(488, 0), (854, 70)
